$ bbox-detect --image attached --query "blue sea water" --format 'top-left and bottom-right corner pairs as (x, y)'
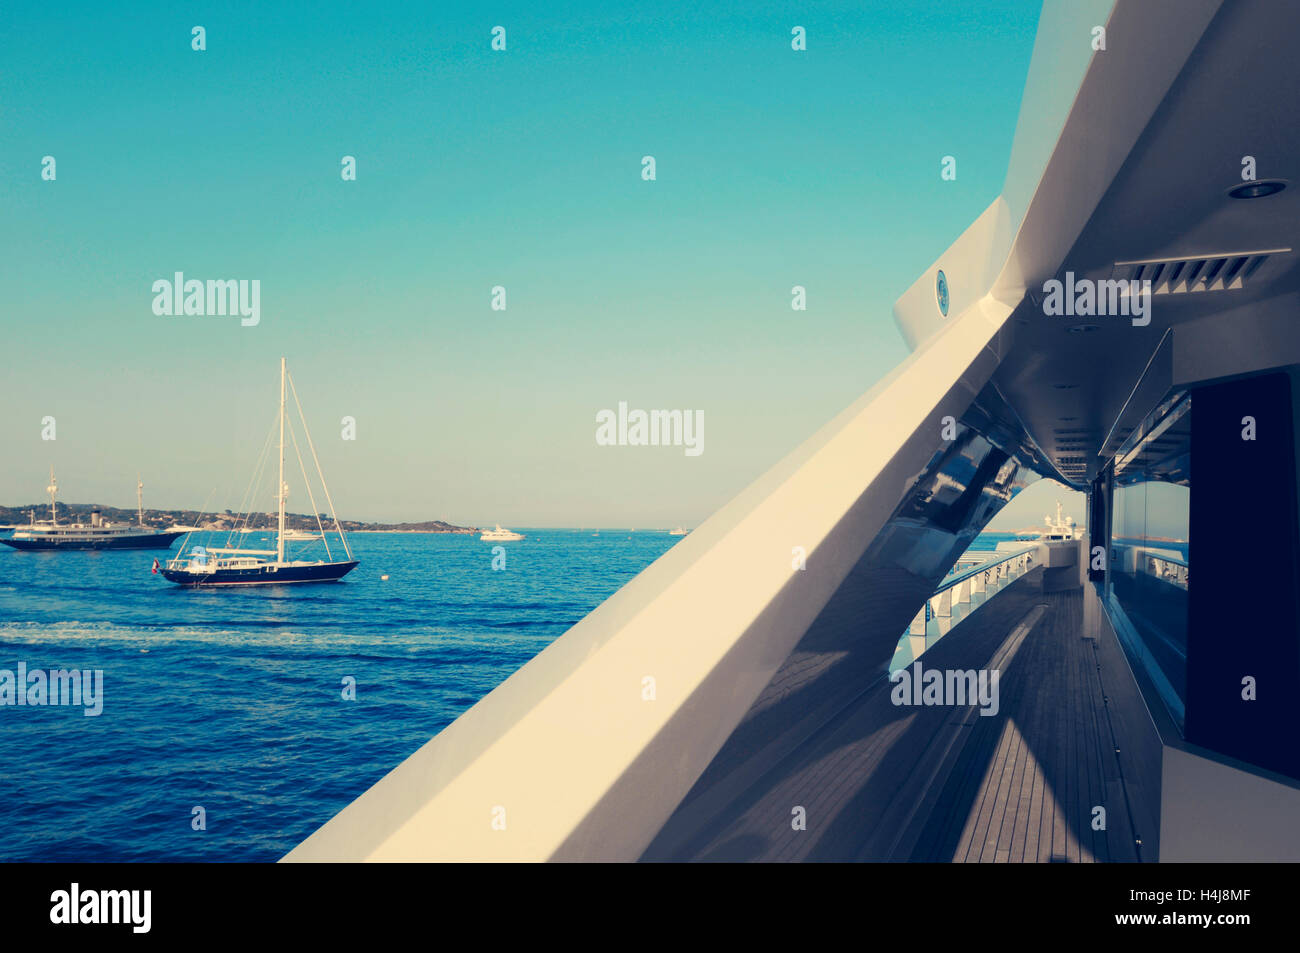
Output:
(0, 529), (679, 861)
(965, 531), (1018, 551)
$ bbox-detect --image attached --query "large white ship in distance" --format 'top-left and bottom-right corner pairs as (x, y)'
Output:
(1, 470), (186, 551)
(287, 0), (1300, 863)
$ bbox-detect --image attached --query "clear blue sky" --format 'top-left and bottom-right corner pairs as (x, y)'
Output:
(987, 480), (1085, 532)
(1, 1), (1042, 526)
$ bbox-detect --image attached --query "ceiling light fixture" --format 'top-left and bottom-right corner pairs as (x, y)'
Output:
(1228, 179), (1287, 199)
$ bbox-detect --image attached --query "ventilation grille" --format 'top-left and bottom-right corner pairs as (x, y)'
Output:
(1113, 248), (1290, 295)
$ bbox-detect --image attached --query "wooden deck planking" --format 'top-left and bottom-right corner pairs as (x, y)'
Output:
(1082, 630), (1110, 861)
(646, 571), (1143, 862)
(929, 586), (1140, 863)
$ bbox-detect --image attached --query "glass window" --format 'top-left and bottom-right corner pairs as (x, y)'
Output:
(1108, 394), (1190, 728)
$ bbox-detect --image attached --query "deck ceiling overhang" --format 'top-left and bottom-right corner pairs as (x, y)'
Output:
(897, 0), (1300, 487)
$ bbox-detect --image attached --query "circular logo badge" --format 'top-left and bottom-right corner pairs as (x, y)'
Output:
(936, 270), (949, 317)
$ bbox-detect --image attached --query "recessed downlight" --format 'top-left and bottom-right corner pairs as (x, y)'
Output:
(1228, 179), (1287, 199)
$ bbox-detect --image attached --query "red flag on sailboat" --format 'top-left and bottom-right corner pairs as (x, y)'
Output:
(151, 558), (160, 574)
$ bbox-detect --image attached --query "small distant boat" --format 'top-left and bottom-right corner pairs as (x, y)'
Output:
(669, 527), (689, 536)
(160, 358), (358, 587)
(480, 525), (524, 542)
(1, 470), (186, 551)
(282, 529), (320, 541)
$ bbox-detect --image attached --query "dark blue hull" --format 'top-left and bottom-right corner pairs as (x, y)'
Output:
(1, 531), (185, 551)
(161, 560), (359, 587)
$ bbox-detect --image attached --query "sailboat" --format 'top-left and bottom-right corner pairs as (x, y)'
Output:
(160, 358), (358, 587)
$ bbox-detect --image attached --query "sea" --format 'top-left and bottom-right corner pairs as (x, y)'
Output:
(0, 529), (679, 861)
(0, 528), (1013, 861)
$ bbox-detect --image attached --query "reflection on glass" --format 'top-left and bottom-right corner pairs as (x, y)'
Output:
(881, 424), (1037, 671)
(1108, 394), (1190, 728)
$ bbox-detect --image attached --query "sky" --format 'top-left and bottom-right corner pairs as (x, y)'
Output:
(986, 480), (1085, 532)
(1, 1), (1044, 527)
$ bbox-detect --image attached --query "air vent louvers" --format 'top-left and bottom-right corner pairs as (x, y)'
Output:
(1114, 248), (1289, 295)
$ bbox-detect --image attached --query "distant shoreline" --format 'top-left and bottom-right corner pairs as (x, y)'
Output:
(0, 502), (478, 536)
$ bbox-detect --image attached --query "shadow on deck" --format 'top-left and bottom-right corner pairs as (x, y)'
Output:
(641, 568), (1142, 862)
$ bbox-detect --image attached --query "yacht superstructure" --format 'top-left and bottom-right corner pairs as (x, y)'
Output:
(286, 0), (1300, 863)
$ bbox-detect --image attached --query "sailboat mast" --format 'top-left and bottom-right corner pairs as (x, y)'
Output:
(277, 357), (286, 564)
(137, 475), (144, 526)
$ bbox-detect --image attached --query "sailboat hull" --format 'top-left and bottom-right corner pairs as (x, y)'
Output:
(161, 560), (359, 587)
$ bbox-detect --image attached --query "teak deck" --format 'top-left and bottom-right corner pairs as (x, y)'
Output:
(645, 568), (1141, 862)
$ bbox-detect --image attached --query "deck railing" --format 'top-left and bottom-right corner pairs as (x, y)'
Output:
(1144, 551), (1188, 590)
(892, 545), (1036, 671)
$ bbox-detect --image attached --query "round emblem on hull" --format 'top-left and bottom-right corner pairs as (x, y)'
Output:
(936, 269), (949, 317)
